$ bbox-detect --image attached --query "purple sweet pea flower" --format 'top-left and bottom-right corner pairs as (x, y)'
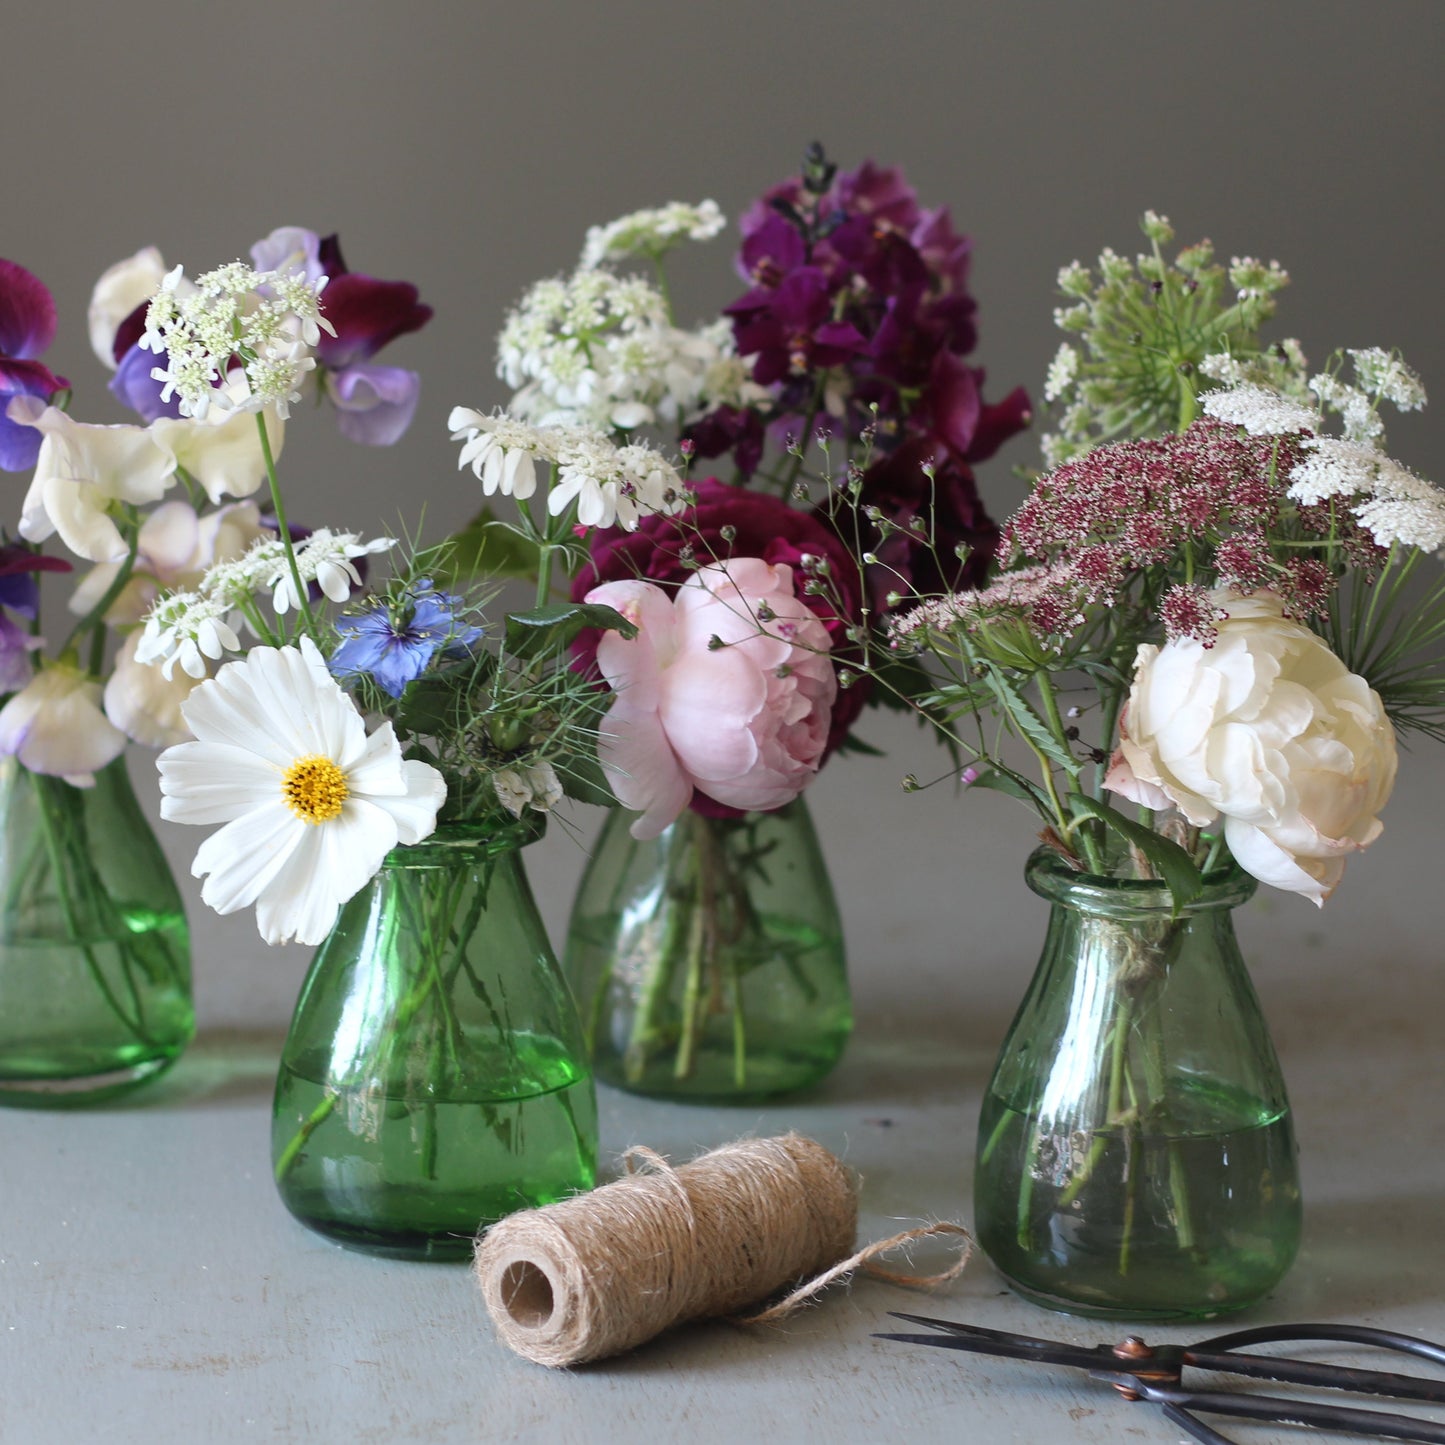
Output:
(0, 259), (69, 472)
(0, 543), (72, 619)
(109, 339), (183, 423)
(248, 228), (432, 446)
(330, 579), (480, 698)
(0, 612), (42, 694)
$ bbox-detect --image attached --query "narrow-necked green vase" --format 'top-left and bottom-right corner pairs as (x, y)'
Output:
(272, 821), (597, 1260)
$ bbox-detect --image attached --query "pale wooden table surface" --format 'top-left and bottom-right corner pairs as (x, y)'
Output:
(4, 740), (1445, 1444)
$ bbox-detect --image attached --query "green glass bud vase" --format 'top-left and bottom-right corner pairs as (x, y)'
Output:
(0, 755), (193, 1107)
(562, 798), (851, 1103)
(272, 820), (597, 1260)
(974, 848), (1301, 1320)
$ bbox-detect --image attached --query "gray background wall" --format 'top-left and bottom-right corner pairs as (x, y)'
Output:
(4, 0), (1442, 1040)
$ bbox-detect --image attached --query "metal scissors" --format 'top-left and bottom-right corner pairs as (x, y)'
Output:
(877, 1313), (1445, 1443)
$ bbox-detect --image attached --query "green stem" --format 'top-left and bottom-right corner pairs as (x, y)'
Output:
(62, 527), (140, 659)
(256, 414), (313, 634)
(31, 775), (153, 1047)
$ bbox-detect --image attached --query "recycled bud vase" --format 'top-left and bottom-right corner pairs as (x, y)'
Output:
(0, 756), (193, 1106)
(563, 798), (851, 1103)
(974, 849), (1301, 1319)
(272, 822), (598, 1260)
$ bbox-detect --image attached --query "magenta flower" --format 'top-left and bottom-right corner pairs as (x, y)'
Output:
(0, 259), (69, 472)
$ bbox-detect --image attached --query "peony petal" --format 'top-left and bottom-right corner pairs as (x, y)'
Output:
(596, 699), (693, 840)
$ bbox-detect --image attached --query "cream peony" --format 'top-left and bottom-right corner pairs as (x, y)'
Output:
(1107, 590), (1397, 905)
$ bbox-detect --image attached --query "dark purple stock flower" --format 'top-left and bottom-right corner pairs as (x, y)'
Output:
(0, 259), (69, 472)
(715, 154), (1030, 477)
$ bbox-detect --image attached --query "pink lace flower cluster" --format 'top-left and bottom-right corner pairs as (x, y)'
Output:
(1000, 420), (1379, 645)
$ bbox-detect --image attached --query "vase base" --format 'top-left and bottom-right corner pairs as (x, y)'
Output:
(281, 1207), (481, 1262)
(994, 1270), (1274, 1323)
(0, 1051), (184, 1109)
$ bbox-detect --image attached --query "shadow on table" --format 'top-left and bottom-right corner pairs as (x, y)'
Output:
(1287, 1193), (1445, 1318)
(93, 1029), (283, 1111)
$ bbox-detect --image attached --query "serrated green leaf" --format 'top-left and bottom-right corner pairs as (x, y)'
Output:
(985, 668), (1081, 778)
(503, 602), (636, 662)
(433, 508), (541, 585)
(1067, 792), (1204, 913)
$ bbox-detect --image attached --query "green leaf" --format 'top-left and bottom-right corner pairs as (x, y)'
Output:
(968, 766), (1048, 810)
(1067, 793), (1204, 912)
(985, 668), (1081, 778)
(432, 508), (540, 585)
(834, 732), (886, 758)
(503, 602), (636, 662)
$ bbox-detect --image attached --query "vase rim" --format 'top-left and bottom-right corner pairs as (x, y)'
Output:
(1024, 844), (1257, 915)
(382, 814), (543, 867)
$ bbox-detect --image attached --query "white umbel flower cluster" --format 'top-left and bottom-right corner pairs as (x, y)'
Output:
(448, 408), (687, 531)
(141, 261), (335, 421)
(136, 529), (394, 678)
(497, 269), (761, 432)
(580, 200), (725, 270)
(1289, 439), (1445, 552)
(1201, 384), (1321, 437)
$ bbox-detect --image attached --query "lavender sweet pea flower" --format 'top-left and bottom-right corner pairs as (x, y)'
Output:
(329, 580), (480, 698)
(109, 339), (184, 423)
(250, 229), (433, 445)
(325, 364), (421, 447)
(0, 612), (42, 694)
(0, 259), (68, 472)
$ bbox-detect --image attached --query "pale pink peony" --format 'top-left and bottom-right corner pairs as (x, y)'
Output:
(587, 559), (836, 839)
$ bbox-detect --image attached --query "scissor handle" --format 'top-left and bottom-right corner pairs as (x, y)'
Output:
(1193, 1321), (1445, 1369)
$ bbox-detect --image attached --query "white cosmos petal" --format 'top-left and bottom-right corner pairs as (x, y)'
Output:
(157, 640), (445, 945)
(158, 742), (285, 825)
(194, 803), (304, 916)
(253, 802), (398, 947)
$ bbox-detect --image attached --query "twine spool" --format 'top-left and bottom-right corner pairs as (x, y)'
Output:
(474, 1132), (971, 1368)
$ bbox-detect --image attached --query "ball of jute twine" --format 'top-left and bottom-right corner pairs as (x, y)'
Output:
(473, 1132), (973, 1367)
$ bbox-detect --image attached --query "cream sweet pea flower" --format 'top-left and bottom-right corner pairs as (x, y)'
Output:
(0, 662), (127, 786)
(157, 638), (446, 945)
(88, 246), (170, 369)
(1107, 589), (1397, 905)
(9, 398), (174, 562)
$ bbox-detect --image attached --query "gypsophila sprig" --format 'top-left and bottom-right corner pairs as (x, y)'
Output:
(141, 261), (335, 421)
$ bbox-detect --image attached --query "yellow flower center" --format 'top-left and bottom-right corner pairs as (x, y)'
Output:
(281, 754), (349, 824)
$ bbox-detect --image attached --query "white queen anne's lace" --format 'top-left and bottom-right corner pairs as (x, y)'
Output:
(141, 261), (335, 421)
(579, 200), (726, 270)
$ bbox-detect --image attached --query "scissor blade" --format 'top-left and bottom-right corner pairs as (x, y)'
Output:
(879, 1315), (1114, 1374)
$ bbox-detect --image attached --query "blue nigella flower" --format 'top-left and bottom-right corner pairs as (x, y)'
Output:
(329, 579), (480, 698)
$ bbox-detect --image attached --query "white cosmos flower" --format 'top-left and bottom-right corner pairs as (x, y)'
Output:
(0, 662), (127, 786)
(157, 638), (446, 946)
